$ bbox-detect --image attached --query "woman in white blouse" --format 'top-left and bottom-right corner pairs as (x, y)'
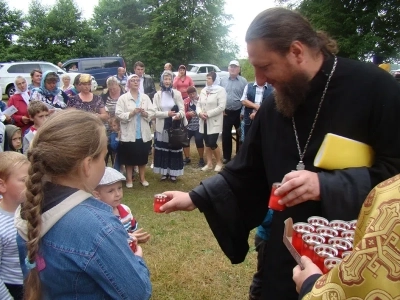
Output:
(153, 70), (186, 182)
(115, 74), (155, 187)
(197, 72), (226, 172)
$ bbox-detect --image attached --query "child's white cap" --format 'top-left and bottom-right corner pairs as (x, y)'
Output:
(98, 167), (126, 186)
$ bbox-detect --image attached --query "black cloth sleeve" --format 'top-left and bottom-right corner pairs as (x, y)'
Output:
(298, 274), (322, 299)
(318, 168), (371, 220)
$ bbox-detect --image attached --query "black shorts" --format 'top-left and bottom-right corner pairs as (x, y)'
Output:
(203, 124), (219, 150)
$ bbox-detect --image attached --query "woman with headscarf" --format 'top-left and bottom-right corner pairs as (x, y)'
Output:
(197, 71), (226, 172)
(30, 71), (69, 110)
(7, 76), (33, 134)
(173, 65), (194, 100)
(115, 74), (155, 187)
(66, 74), (108, 121)
(153, 70), (186, 182)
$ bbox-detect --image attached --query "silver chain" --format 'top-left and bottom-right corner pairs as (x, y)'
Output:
(292, 56), (338, 165)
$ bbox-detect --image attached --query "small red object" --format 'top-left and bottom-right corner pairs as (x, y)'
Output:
(323, 257), (342, 274)
(301, 233), (325, 258)
(268, 182), (286, 211)
(128, 237), (137, 252)
(292, 222), (315, 254)
(154, 194), (168, 213)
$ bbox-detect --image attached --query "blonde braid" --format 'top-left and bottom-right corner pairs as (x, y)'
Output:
(21, 151), (45, 300)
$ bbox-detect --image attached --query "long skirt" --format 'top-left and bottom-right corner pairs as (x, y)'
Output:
(118, 139), (151, 166)
(153, 130), (184, 176)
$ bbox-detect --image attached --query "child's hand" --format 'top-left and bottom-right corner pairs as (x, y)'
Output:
(134, 245), (143, 257)
(133, 228), (151, 243)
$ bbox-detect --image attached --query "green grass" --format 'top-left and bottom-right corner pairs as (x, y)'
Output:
(120, 146), (257, 299)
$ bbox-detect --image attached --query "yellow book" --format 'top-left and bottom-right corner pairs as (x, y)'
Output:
(314, 133), (374, 170)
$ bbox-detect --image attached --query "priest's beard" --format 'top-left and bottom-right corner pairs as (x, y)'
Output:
(273, 70), (310, 118)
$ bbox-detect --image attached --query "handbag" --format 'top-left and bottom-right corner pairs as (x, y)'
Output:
(168, 119), (189, 148)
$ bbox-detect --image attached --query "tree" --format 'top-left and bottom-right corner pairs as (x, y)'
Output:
(92, 0), (238, 74)
(278, 0), (400, 61)
(0, 0), (24, 60)
(18, 0), (101, 62)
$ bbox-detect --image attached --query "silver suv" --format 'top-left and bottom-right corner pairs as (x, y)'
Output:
(0, 61), (98, 98)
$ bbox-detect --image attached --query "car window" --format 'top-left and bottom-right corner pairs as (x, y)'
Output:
(102, 59), (120, 68)
(40, 64), (60, 73)
(189, 66), (198, 72)
(64, 62), (79, 72)
(198, 67), (207, 74)
(8, 64), (40, 73)
(208, 66), (216, 73)
(82, 60), (102, 71)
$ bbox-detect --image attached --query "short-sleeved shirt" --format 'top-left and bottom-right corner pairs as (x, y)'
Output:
(67, 94), (104, 114)
(219, 75), (247, 111)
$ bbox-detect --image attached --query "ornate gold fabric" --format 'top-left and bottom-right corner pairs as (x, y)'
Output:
(303, 174), (400, 299)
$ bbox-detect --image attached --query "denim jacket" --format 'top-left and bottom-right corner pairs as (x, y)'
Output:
(15, 189), (151, 300)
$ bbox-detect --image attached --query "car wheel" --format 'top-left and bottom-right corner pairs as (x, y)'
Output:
(6, 86), (16, 98)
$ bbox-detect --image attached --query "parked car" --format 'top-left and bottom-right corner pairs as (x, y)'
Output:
(0, 61), (98, 98)
(173, 64), (229, 86)
(62, 57), (126, 87)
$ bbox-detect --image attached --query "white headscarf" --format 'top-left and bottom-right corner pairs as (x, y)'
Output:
(14, 76), (30, 105)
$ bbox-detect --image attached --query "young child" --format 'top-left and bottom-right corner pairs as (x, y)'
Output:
(4, 125), (22, 152)
(109, 117), (122, 172)
(93, 167), (150, 243)
(0, 151), (29, 300)
(23, 101), (49, 154)
(14, 110), (151, 299)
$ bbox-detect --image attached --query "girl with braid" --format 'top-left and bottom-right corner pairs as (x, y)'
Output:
(14, 110), (152, 300)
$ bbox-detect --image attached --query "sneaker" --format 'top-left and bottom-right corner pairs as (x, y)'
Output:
(198, 158), (205, 167)
(170, 176), (177, 182)
(183, 157), (191, 165)
(160, 175), (168, 181)
(126, 182), (133, 188)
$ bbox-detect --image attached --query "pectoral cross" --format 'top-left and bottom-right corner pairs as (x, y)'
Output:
(296, 161), (305, 171)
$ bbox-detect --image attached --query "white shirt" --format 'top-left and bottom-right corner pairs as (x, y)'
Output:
(139, 76), (144, 94)
(240, 83), (269, 105)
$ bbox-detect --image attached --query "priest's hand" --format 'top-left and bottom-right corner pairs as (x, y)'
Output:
(160, 191), (197, 213)
(293, 256), (322, 293)
(275, 170), (320, 207)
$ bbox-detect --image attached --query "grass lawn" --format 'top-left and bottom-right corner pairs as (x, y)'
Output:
(120, 146), (257, 300)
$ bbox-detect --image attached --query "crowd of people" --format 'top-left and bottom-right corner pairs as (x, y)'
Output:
(0, 56), (262, 185)
(1, 6), (400, 300)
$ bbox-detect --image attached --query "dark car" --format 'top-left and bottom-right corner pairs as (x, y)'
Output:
(62, 57), (126, 87)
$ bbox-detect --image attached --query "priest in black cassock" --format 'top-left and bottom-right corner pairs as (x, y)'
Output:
(160, 7), (400, 300)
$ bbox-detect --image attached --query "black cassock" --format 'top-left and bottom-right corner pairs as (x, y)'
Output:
(189, 55), (400, 299)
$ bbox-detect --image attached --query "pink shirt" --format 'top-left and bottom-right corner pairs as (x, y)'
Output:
(173, 76), (194, 99)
